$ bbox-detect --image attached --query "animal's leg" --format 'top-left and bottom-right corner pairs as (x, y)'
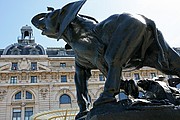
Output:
(145, 31), (180, 77)
(157, 31), (180, 77)
(74, 63), (91, 119)
(93, 63), (122, 106)
(94, 19), (146, 106)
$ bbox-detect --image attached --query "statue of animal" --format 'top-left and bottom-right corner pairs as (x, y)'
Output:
(137, 79), (180, 105)
(31, 0), (180, 119)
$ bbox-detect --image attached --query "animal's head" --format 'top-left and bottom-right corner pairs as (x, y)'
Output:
(137, 80), (152, 90)
(31, 0), (86, 40)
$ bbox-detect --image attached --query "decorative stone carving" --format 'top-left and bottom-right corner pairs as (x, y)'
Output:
(0, 73), (8, 80)
(40, 88), (48, 99)
(0, 90), (7, 101)
(38, 63), (51, 71)
(18, 58), (30, 70)
(0, 64), (10, 71)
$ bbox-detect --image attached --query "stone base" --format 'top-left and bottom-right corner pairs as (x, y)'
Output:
(86, 100), (180, 120)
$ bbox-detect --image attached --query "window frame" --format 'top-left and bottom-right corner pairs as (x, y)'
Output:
(26, 91), (33, 99)
(99, 74), (105, 81)
(134, 73), (140, 80)
(59, 94), (71, 104)
(12, 108), (21, 120)
(15, 92), (22, 100)
(24, 107), (33, 120)
(30, 76), (37, 83)
(11, 62), (18, 70)
(10, 76), (18, 84)
(61, 75), (67, 82)
(60, 63), (66, 68)
(31, 62), (37, 70)
(150, 72), (157, 79)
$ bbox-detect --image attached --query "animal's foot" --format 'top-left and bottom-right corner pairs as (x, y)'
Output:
(93, 94), (117, 107)
(75, 111), (88, 120)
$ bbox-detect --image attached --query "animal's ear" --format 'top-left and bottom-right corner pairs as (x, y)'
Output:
(31, 13), (46, 30)
(57, 0), (87, 40)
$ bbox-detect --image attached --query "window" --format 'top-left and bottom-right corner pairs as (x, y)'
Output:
(12, 108), (21, 120)
(11, 62), (18, 70)
(12, 108), (33, 120)
(134, 73), (140, 80)
(59, 94), (71, 104)
(14, 91), (33, 100)
(25, 107), (33, 120)
(11, 48), (20, 55)
(15, 92), (21, 100)
(30, 48), (39, 55)
(31, 76), (37, 83)
(31, 50), (37, 55)
(60, 63), (66, 67)
(58, 51), (66, 56)
(12, 90), (34, 120)
(99, 74), (105, 81)
(26, 91), (32, 99)
(10, 76), (17, 84)
(150, 73), (156, 79)
(31, 62), (37, 70)
(61, 75), (67, 82)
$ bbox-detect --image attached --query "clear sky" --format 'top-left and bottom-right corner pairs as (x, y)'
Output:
(0, 0), (180, 49)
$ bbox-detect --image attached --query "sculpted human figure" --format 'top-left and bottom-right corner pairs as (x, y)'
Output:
(31, 0), (180, 119)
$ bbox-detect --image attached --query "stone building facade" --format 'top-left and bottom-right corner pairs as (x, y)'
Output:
(0, 25), (179, 120)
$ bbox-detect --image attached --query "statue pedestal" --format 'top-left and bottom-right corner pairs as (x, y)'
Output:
(86, 100), (180, 120)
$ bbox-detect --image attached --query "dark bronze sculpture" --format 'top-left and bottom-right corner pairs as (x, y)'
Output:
(31, 0), (180, 119)
(137, 79), (180, 105)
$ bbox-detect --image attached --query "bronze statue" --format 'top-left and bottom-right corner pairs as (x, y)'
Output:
(31, 0), (180, 119)
(137, 79), (180, 105)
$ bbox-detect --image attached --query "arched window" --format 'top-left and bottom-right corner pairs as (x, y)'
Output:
(12, 90), (34, 120)
(26, 91), (32, 99)
(59, 94), (71, 104)
(15, 92), (21, 100)
(11, 48), (21, 55)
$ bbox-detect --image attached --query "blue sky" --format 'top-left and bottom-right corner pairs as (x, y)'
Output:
(0, 0), (180, 49)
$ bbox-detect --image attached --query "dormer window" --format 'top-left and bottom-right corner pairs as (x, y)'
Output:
(29, 48), (39, 55)
(11, 48), (21, 55)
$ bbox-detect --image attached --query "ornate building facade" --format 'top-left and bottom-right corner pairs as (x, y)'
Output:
(0, 25), (179, 120)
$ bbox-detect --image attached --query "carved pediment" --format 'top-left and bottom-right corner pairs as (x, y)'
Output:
(38, 63), (51, 71)
(0, 64), (10, 71)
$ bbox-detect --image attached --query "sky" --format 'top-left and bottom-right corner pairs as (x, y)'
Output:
(0, 0), (180, 49)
